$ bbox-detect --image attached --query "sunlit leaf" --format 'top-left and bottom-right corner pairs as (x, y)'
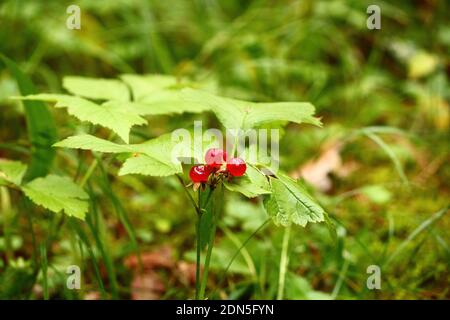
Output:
(17, 94), (146, 143)
(63, 76), (130, 101)
(120, 74), (178, 100)
(0, 159), (28, 186)
(181, 88), (321, 129)
(22, 175), (89, 219)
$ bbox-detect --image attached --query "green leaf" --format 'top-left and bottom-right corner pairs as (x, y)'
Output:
(0, 159), (28, 186)
(119, 154), (181, 176)
(104, 90), (208, 116)
(120, 74), (178, 100)
(22, 175), (89, 219)
(63, 76), (130, 101)
(119, 133), (182, 176)
(55, 133), (182, 177)
(264, 174), (325, 227)
(0, 54), (58, 181)
(181, 88), (321, 129)
(224, 165), (271, 198)
(18, 94), (146, 143)
(54, 134), (133, 153)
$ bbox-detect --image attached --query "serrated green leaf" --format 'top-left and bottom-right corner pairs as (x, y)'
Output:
(181, 88), (321, 129)
(54, 133), (182, 177)
(22, 175), (89, 219)
(264, 175), (325, 227)
(118, 133), (182, 176)
(0, 159), (28, 186)
(54, 134), (133, 153)
(63, 76), (130, 101)
(17, 94), (146, 143)
(119, 154), (181, 176)
(103, 90), (208, 116)
(224, 165), (271, 198)
(120, 74), (178, 100)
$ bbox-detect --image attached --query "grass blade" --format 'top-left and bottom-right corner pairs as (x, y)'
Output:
(384, 206), (449, 267)
(0, 54), (57, 181)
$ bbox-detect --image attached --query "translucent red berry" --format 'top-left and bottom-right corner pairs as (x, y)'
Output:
(205, 148), (227, 169)
(226, 158), (246, 177)
(189, 165), (211, 183)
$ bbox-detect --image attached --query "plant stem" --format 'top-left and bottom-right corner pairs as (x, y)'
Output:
(199, 186), (221, 300)
(195, 208), (202, 300)
(0, 187), (13, 261)
(221, 224), (257, 281)
(78, 132), (115, 188)
(212, 219), (270, 298)
(176, 174), (200, 215)
(79, 159), (98, 188)
(24, 201), (38, 269)
(194, 189), (202, 300)
(277, 225), (291, 300)
(40, 244), (49, 300)
(199, 216), (217, 300)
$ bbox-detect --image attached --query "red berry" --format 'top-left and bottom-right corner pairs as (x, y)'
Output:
(189, 165), (211, 183)
(226, 158), (246, 177)
(205, 148), (227, 169)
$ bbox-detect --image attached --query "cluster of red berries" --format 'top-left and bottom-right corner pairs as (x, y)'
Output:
(189, 148), (247, 183)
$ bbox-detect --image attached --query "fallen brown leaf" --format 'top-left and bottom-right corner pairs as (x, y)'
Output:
(292, 141), (343, 192)
(125, 245), (174, 271)
(131, 272), (165, 300)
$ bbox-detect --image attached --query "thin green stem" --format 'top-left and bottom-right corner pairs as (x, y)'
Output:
(198, 186), (222, 300)
(277, 225), (291, 300)
(331, 258), (350, 299)
(195, 205), (201, 298)
(40, 244), (49, 300)
(24, 201), (38, 269)
(221, 224), (257, 281)
(212, 219), (269, 297)
(78, 132), (115, 188)
(0, 187), (13, 261)
(199, 217), (217, 300)
(176, 174), (200, 215)
(79, 159), (98, 188)
(195, 189), (202, 299)
(194, 185), (218, 300)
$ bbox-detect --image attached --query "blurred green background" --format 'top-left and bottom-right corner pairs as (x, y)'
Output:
(0, 0), (448, 299)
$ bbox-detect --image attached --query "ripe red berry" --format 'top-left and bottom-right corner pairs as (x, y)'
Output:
(189, 165), (211, 183)
(226, 158), (247, 177)
(204, 148), (227, 169)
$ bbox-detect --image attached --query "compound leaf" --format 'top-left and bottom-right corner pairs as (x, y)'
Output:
(63, 76), (130, 102)
(17, 94), (146, 143)
(181, 88), (321, 130)
(120, 74), (178, 100)
(54, 134), (133, 153)
(22, 175), (89, 220)
(119, 154), (181, 177)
